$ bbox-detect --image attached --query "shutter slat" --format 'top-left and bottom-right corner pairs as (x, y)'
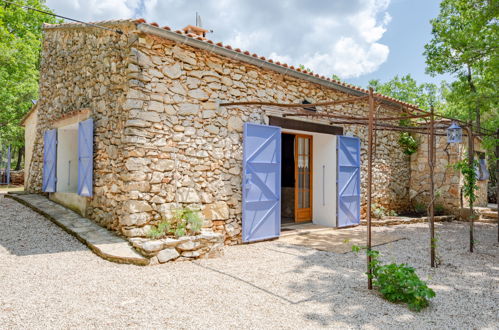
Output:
(42, 129), (57, 192)
(78, 118), (94, 196)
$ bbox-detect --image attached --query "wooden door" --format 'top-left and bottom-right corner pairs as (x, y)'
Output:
(294, 134), (313, 222)
(242, 123), (282, 242)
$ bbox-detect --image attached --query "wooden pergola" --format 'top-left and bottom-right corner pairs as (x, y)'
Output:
(221, 88), (498, 289)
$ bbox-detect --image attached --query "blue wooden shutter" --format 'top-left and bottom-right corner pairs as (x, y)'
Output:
(42, 129), (57, 192)
(242, 123), (281, 242)
(337, 136), (361, 227)
(78, 118), (94, 196)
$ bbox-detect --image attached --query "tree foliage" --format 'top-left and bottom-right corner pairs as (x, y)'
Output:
(424, 0), (498, 136)
(368, 74), (443, 155)
(0, 0), (59, 147)
(368, 74), (442, 111)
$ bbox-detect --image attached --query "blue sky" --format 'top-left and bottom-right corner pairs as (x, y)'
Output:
(45, 0), (451, 89)
(347, 0), (451, 87)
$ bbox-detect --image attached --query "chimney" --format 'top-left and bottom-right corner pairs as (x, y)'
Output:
(182, 25), (209, 38)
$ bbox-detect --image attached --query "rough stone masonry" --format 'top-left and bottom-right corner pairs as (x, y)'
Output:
(28, 20), (413, 250)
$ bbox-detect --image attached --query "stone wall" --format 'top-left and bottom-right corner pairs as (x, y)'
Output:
(410, 135), (489, 214)
(119, 25), (411, 244)
(23, 105), (38, 187)
(31, 21), (412, 246)
(27, 22), (136, 230)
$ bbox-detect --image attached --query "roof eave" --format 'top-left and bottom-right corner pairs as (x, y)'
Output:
(137, 23), (366, 98)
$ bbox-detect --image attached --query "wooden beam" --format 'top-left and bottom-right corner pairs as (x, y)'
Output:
(268, 116), (343, 135)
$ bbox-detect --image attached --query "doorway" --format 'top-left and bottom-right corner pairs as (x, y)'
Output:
(281, 133), (313, 224)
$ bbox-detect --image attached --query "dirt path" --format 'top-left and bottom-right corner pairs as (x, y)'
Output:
(0, 197), (497, 329)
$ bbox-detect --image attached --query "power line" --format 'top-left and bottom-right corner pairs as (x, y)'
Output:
(0, 0), (123, 35)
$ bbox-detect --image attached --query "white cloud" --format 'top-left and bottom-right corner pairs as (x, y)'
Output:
(46, 0), (139, 22)
(45, 0), (392, 78)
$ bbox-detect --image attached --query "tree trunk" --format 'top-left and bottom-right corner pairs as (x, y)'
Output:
(466, 64), (480, 132)
(14, 146), (23, 171)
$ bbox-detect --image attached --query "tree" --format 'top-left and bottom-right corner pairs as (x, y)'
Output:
(424, 0), (498, 132)
(368, 74), (444, 156)
(368, 74), (442, 111)
(0, 0), (59, 166)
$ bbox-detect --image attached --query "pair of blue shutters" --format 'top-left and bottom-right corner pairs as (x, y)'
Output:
(242, 123), (361, 243)
(42, 118), (94, 196)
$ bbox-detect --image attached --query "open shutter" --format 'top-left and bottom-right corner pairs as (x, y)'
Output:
(42, 129), (57, 192)
(242, 123), (281, 242)
(337, 136), (361, 227)
(78, 118), (93, 196)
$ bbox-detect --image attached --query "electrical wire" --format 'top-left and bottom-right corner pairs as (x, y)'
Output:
(0, 0), (124, 35)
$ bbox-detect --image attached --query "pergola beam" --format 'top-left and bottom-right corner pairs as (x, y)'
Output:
(284, 112), (430, 121)
(220, 95), (368, 108)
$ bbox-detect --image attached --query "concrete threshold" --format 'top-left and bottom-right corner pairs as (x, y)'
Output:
(6, 193), (149, 266)
(280, 222), (338, 237)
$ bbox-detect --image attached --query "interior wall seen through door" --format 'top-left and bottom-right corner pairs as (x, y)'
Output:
(281, 133), (295, 223)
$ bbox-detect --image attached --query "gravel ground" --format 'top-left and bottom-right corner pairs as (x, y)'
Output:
(0, 196), (498, 329)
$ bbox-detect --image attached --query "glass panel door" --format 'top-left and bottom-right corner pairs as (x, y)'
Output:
(295, 135), (312, 222)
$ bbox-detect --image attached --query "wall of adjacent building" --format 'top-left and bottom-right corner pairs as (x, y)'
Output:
(410, 134), (489, 215)
(23, 106), (38, 188)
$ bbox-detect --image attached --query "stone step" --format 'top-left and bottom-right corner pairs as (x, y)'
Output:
(479, 211), (498, 219)
(477, 217), (498, 224)
(360, 215), (455, 226)
(5, 193), (149, 266)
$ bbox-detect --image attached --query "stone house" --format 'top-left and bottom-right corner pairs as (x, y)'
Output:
(25, 19), (487, 253)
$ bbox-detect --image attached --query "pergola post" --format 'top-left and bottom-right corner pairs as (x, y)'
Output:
(367, 88), (374, 290)
(467, 126), (475, 252)
(428, 108), (436, 267)
(496, 129), (499, 242)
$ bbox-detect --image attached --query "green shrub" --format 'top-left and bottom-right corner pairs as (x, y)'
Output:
(371, 204), (397, 219)
(399, 132), (419, 155)
(371, 203), (387, 219)
(434, 204), (445, 216)
(414, 202), (427, 215)
(148, 206), (203, 238)
(353, 247), (436, 311)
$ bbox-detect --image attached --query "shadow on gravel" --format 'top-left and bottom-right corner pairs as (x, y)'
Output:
(276, 222), (498, 328)
(0, 198), (86, 256)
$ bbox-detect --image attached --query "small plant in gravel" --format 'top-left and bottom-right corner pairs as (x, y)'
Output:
(352, 245), (436, 311)
(148, 206), (203, 238)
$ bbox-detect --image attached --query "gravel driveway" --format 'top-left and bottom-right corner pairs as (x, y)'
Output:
(1, 197), (498, 329)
